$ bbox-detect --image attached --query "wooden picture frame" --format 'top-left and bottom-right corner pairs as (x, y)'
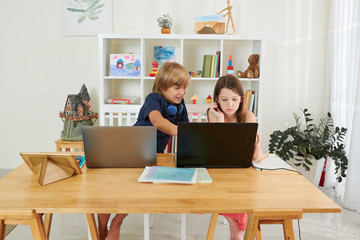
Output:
(20, 152), (83, 186)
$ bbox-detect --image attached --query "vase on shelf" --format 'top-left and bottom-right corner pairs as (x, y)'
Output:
(161, 27), (171, 34)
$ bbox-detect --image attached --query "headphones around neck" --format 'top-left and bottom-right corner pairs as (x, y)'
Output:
(166, 102), (184, 115)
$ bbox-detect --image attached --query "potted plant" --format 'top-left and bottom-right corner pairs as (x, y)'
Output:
(157, 13), (173, 34)
(268, 108), (348, 184)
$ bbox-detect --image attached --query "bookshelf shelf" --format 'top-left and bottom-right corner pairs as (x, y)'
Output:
(98, 34), (264, 127)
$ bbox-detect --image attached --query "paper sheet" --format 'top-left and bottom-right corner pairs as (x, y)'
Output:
(252, 154), (293, 170)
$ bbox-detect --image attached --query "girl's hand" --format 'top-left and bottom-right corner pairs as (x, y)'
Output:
(209, 102), (224, 122)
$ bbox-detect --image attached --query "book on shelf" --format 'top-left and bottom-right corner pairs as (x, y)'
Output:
(109, 54), (141, 77)
(253, 91), (258, 115)
(249, 91), (255, 112)
(201, 55), (212, 78)
(213, 54), (218, 78)
(216, 51), (221, 77)
(201, 52), (221, 78)
(138, 166), (198, 184)
(244, 90), (251, 110)
(210, 55), (215, 78)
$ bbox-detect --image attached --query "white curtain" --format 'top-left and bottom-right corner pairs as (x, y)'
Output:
(327, 0), (360, 211)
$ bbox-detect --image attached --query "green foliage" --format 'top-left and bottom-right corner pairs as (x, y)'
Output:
(157, 14), (173, 28)
(67, 0), (104, 24)
(268, 108), (348, 183)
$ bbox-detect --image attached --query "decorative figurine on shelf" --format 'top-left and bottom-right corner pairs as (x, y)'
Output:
(149, 62), (159, 77)
(191, 94), (200, 104)
(206, 95), (213, 104)
(218, 0), (235, 34)
(59, 84), (98, 141)
(227, 55), (234, 75)
(236, 54), (260, 79)
(157, 13), (173, 34)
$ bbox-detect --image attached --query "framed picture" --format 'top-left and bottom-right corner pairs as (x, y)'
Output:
(154, 46), (175, 69)
(63, 0), (113, 36)
(109, 54), (141, 77)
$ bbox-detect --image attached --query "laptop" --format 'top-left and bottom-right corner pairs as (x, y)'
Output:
(82, 126), (157, 168)
(176, 122), (258, 168)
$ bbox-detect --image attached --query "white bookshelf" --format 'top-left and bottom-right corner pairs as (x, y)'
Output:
(98, 34), (264, 127)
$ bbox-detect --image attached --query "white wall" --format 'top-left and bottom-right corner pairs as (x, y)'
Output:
(0, 0), (330, 169)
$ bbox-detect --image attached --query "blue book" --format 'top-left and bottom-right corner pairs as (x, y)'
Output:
(75, 156), (85, 168)
(138, 166), (197, 184)
(213, 54), (218, 78)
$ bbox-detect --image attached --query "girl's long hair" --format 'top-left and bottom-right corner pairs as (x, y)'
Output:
(213, 75), (247, 122)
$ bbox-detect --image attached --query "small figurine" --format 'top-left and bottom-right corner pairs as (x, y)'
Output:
(149, 62), (158, 77)
(191, 94), (200, 104)
(227, 55), (234, 75)
(218, 0), (236, 34)
(206, 95), (213, 104)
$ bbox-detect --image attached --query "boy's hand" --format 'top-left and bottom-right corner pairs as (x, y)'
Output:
(209, 102), (224, 122)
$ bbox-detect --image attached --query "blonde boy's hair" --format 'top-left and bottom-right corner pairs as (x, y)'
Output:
(152, 62), (190, 95)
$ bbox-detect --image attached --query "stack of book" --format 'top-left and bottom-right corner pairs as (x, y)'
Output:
(201, 51), (221, 78)
(244, 90), (258, 115)
(138, 166), (198, 184)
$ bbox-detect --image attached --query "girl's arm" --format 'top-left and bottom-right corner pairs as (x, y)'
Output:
(149, 110), (178, 136)
(208, 102), (224, 122)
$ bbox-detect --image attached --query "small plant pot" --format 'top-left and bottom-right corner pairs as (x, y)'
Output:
(161, 27), (171, 34)
(288, 157), (325, 187)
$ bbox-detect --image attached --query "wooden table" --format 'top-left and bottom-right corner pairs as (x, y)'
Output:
(0, 154), (341, 240)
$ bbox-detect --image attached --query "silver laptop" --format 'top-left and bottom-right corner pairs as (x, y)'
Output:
(176, 122), (258, 168)
(82, 126), (157, 168)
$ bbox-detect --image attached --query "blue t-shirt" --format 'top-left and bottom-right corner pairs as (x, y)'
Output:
(134, 92), (189, 153)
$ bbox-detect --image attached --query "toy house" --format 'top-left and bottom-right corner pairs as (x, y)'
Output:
(60, 84), (98, 141)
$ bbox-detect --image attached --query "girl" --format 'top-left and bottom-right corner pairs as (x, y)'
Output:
(208, 75), (264, 240)
(98, 61), (191, 240)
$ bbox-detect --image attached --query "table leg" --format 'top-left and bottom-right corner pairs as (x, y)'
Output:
(244, 212), (259, 240)
(29, 213), (46, 240)
(206, 213), (218, 240)
(87, 214), (99, 240)
(0, 220), (5, 240)
(255, 222), (262, 240)
(283, 218), (295, 239)
(44, 213), (53, 239)
(244, 209), (303, 240)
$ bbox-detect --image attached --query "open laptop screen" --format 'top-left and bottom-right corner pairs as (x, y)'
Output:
(82, 126), (157, 168)
(176, 122), (258, 168)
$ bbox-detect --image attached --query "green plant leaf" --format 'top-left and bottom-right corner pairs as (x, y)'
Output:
(87, 0), (100, 10)
(67, 8), (86, 12)
(304, 158), (313, 166)
(78, 15), (86, 23)
(88, 15), (99, 20)
(303, 164), (310, 171)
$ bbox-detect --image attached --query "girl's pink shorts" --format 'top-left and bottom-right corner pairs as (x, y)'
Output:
(220, 213), (248, 231)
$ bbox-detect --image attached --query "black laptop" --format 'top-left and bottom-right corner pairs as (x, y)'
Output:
(176, 122), (258, 168)
(82, 126), (157, 168)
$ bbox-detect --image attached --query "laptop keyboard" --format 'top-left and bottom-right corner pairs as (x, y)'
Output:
(196, 168), (212, 183)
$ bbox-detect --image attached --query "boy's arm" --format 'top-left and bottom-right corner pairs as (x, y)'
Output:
(149, 110), (178, 136)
